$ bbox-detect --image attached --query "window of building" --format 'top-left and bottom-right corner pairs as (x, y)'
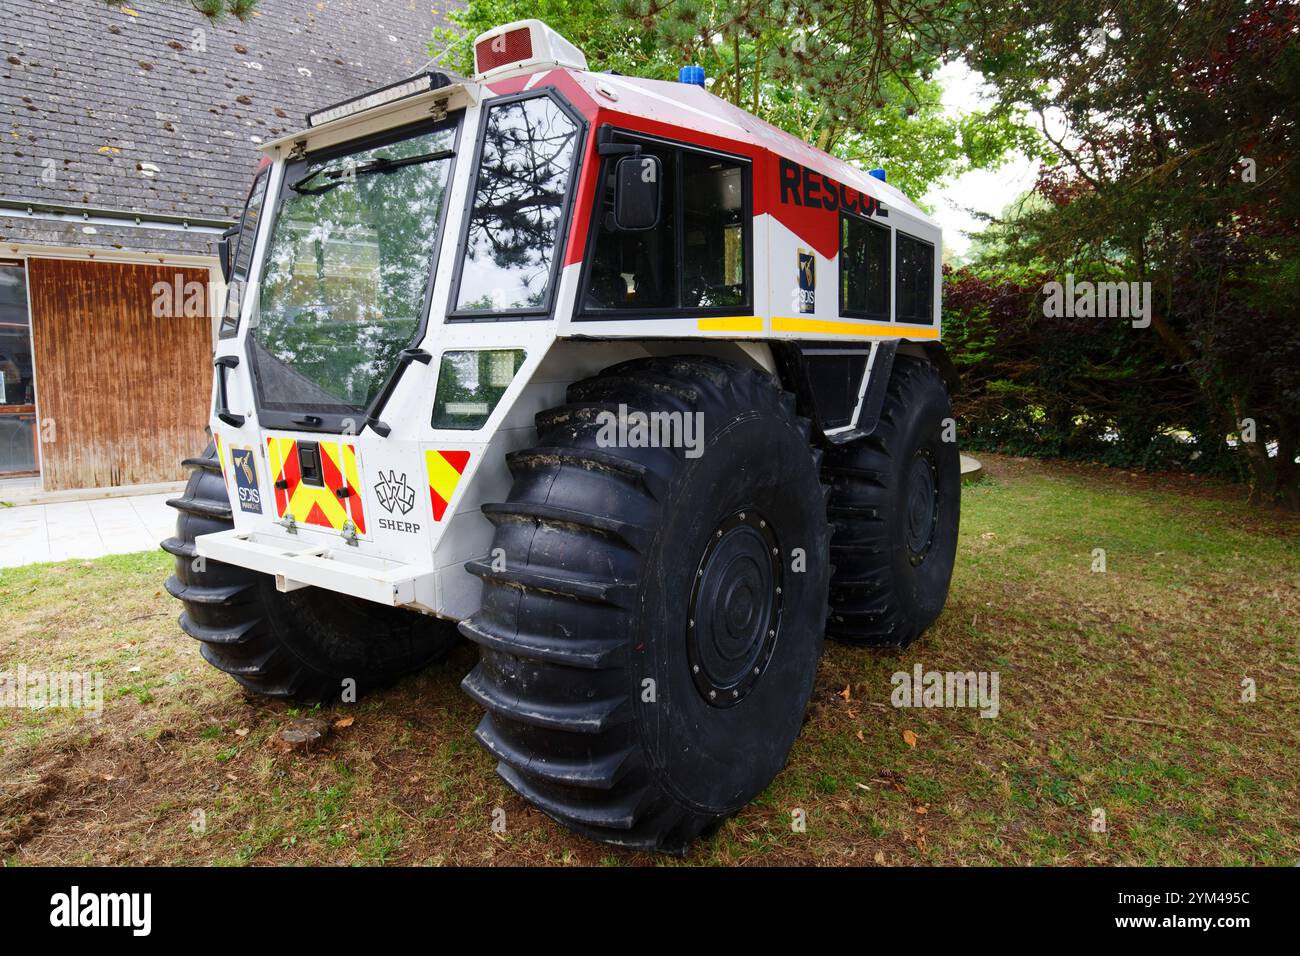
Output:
(0, 260), (38, 476)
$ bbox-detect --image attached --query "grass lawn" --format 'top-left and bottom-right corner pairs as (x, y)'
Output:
(1, 454), (1296, 866)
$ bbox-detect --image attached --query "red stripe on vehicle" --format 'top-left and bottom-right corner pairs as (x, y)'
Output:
(348, 479), (366, 534)
(439, 449), (471, 474)
(321, 444), (342, 491)
(429, 488), (449, 522)
(281, 442), (301, 497)
(304, 500), (330, 529)
(487, 75), (533, 96)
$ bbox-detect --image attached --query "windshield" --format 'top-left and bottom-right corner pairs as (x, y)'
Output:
(249, 122), (457, 420)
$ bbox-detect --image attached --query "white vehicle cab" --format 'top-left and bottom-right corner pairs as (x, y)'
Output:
(163, 20), (959, 852)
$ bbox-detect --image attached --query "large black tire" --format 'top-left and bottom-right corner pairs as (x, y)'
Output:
(460, 356), (831, 852)
(822, 355), (960, 647)
(162, 443), (459, 701)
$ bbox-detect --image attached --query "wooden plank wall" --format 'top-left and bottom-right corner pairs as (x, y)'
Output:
(28, 257), (211, 491)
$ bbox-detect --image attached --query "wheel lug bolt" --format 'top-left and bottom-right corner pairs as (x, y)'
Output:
(753, 667), (760, 675)
(776, 587), (782, 595)
(708, 690), (716, 700)
(739, 512), (746, 520)
(759, 520), (765, 528)
(732, 690), (739, 698)
(693, 664), (700, 673)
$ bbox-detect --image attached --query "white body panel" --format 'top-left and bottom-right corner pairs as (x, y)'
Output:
(201, 57), (944, 621)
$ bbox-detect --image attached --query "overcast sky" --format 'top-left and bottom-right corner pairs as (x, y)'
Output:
(922, 61), (1040, 260)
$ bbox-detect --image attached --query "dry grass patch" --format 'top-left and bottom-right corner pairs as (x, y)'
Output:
(1, 454), (1296, 866)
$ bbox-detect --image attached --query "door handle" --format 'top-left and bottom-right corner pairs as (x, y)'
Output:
(362, 348), (434, 437)
(214, 355), (245, 427)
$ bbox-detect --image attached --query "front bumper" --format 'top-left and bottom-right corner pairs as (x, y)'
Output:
(195, 529), (437, 611)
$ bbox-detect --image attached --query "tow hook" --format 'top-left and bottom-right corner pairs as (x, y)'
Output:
(341, 521), (359, 546)
(277, 514), (297, 535)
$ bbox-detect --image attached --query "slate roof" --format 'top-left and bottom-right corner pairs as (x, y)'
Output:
(0, 0), (461, 255)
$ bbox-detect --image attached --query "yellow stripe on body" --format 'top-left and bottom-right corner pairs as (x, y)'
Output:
(215, 433), (227, 485)
(771, 316), (940, 338)
(266, 437), (292, 479)
(696, 316), (764, 333)
(266, 437), (294, 518)
(342, 443), (361, 493)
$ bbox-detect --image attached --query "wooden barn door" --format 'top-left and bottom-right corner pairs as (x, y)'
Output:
(28, 257), (212, 491)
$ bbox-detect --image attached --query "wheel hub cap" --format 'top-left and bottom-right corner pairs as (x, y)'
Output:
(905, 449), (939, 566)
(686, 509), (782, 708)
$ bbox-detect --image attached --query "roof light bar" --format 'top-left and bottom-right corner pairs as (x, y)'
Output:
(306, 72), (452, 128)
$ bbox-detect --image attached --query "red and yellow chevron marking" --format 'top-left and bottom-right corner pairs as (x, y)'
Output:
(267, 437), (364, 533)
(340, 442), (366, 534)
(425, 449), (470, 521)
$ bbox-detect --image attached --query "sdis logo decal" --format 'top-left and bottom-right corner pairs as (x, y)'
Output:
(230, 447), (262, 514)
(797, 248), (816, 314)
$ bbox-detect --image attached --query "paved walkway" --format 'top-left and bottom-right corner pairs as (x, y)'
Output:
(0, 493), (175, 568)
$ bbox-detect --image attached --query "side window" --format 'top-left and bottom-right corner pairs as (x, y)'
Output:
(840, 213), (890, 320)
(895, 231), (935, 324)
(583, 138), (750, 314)
(218, 167), (270, 338)
(681, 151), (746, 308)
(454, 95), (580, 314)
(585, 144), (677, 310)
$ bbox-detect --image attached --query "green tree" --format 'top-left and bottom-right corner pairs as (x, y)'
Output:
(431, 0), (1036, 200)
(961, 0), (1300, 507)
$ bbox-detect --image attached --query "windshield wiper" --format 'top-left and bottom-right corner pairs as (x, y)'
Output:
(289, 148), (455, 195)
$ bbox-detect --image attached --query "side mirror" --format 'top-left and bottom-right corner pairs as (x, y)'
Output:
(218, 224), (240, 284)
(611, 154), (661, 231)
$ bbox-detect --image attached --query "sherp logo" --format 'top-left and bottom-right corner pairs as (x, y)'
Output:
(50, 886), (151, 936)
(374, 470), (415, 515)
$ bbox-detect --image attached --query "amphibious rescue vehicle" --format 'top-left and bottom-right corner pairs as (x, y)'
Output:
(163, 20), (960, 851)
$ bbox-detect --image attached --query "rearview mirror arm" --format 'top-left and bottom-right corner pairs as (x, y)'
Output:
(218, 224), (239, 285)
